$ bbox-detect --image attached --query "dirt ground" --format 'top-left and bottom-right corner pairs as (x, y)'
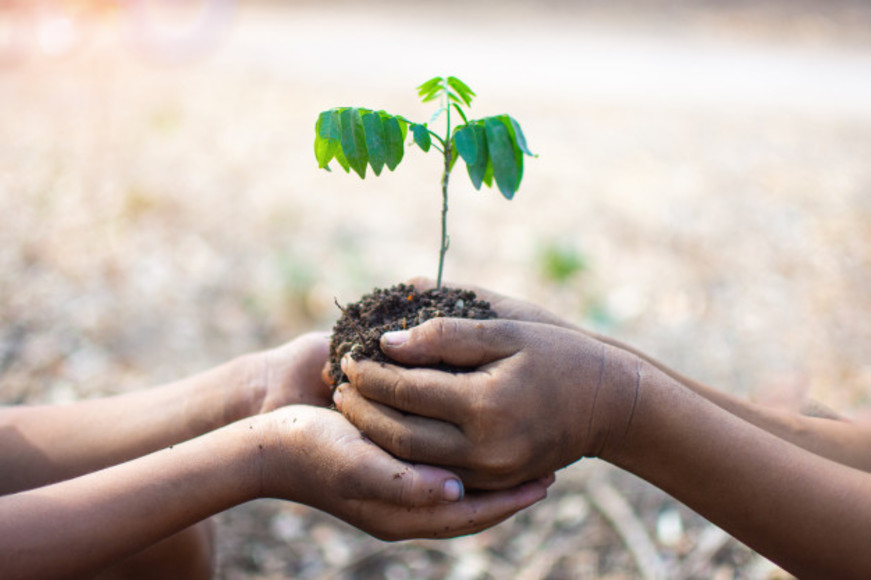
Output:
(2, 1), (871, 578)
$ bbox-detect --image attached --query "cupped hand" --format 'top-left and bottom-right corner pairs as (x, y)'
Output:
(257, 405), (553, 541)
(334, 317), (642, 490)
(250, 332), (332, 413)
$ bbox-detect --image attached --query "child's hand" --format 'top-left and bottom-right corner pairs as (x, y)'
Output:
(258, 333), (332, 410)
(226, 333), (332, 420)
(254, 405), (552, 540)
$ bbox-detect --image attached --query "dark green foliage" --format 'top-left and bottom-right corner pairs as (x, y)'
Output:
(314, 76), (536, 287)
(314, 108), (409, 178)
(313, 77), (534, 199)
(411, 123), (432, 152)
(361, 112), (386, 176)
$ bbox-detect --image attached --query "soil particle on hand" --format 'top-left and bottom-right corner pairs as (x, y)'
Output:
(327, 283), (497, 387)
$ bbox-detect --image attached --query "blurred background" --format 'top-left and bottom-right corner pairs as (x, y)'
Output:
(2, 0), (870, 578)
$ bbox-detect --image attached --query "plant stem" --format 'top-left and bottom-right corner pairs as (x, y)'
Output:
(436, 81), (452, 290)
(438, 145), (451, 289)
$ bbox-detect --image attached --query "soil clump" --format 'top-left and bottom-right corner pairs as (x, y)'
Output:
(327, 283), (498, 387)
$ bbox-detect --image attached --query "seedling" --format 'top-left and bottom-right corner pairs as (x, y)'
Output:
(314, 76), (535, 288)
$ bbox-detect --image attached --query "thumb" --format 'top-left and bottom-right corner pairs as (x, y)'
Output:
(380, 317), (521, 367)
(354, 450), (466, 507)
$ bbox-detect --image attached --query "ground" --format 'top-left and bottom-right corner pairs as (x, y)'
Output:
(1, 1), (870, 578)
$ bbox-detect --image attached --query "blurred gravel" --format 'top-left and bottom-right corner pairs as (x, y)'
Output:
(2, 1), (870, 578)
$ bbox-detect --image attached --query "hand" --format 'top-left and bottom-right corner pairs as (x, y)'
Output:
(256, 405), (553, 541)
(237, 332), (333, 416)
(334, 317), (641, 490)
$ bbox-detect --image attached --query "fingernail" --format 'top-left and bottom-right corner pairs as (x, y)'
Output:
(382, 330), (410, 348)
(443, 479), (464, 502)
(332, 387), (344, 411)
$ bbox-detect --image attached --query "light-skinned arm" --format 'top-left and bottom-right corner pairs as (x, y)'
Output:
(0, 333), (331, 494)
(0, 402), (551, 580)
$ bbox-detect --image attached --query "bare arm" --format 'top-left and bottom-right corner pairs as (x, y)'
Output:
(337, 317), (871, 579)
(411, 277), (871, 472)
(611, 360), (871, 580)
(0, 404), (551, 580)
(0, 333), (331, 494)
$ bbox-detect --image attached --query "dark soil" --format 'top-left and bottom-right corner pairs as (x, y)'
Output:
(327, 283), (498, 387)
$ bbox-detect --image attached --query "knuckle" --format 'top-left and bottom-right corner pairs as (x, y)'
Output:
(395, 467), (420, 507)
(469, 440), (530, 478)
(488, 318), (521, 345)
(480, 452), (517, 476)
(427, 316), (450, 343)
(389, 370), (413, 409)
(388, 426), (415, 460)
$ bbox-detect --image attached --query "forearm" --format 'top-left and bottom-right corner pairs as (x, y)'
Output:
(0, 418), (260, 580)
(608, 362), (871, 579)
(0, 353), (263, 494)
(591, 332), (871, 471)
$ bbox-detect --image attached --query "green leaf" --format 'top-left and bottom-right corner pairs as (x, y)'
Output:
(447, 92), (466, 107)
(499, 115), (525, 190)
(411, 123), (431, 152)
(362, 112), (386, 176)
(507, 115), (535, 157)
(316, 109), (341, 140)
(314, 135), (338, 169)
(465, 123), (489, 190)
(451, 103), (468, 124)
(429, 106), (446, 125)
(397, 116), (409, 141)
(484, 117), (518, 199)
(453, 125), (477, 165)
(340, 107), (369, 179)
(417, 76), (443, 98)
(381, 114), (405, 171)
(420, 90), (442, 104)
(447, 76), (475, 106)
(418, 79), (444, 103)
(315, 110), (342, 169)
(333, 144), (351, 173)
(482, 158), (494, 188)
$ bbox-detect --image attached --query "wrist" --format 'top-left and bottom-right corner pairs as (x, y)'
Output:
(221, 412), (289, 502)
(252, 407), (312, 500)
(218, 353), (270, 424)
(585, 346), (645, 463)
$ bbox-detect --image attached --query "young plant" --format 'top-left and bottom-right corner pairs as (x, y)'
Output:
(314, 76), (535, 289)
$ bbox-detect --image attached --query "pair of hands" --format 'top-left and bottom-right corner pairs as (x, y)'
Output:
(236, 328), (551, 541)
(332, 278), (642, 491)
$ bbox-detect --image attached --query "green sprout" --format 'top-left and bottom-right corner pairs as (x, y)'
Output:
(314, 76), (535, 289)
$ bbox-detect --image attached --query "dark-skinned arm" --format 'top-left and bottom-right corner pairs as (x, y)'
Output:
(406, 277), (871, 473)
(335, 316), (871, 579)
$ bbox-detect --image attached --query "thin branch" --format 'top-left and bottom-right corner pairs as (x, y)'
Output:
(587, 475), (669, 580)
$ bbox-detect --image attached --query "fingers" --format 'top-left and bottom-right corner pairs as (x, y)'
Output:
(341, 357), (473, 419)
(321, 360), (334, 387)
(335, 382), (470, 465)
(290, 332), (331, 379)
(379, 317), (522, 367)
(370, 478), (552, 541)
(349, 447), (468, 508)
